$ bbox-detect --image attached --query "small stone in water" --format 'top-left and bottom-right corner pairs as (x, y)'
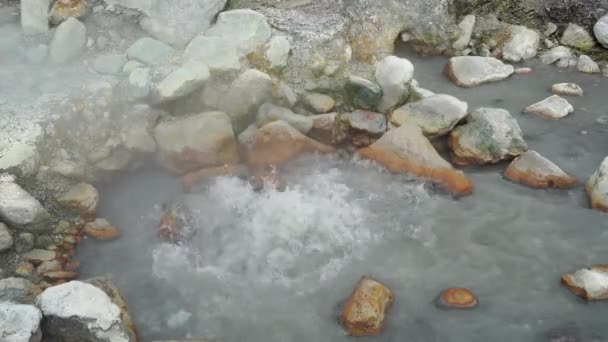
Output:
(514, 67), (532, 74)
(435, 288), (478, 309)
(596, 116), (608, 124)
(561, 265), (608, 300)
(341, 277), (393, 336)
(551, 83), (583, 96)
(83, 218), (120, 240)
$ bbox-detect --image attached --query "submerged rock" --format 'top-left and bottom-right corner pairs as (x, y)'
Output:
(49, 0), (87, 25)
(21, 0), (49, 35)
(524, 95), (574, 119)
(560, 23), (596, 51)
(576, 55), (600, 74)
(152, 61), (210, 104)
(247, 121), (335, 169)
(452, 15), (475, 50)
(586, 157), (608, 212)
(435, 288), (478, 309)
(359, 123), (473, 196)
(56, 183), (99, 219)
(0, 302), (42, 342)
(551, 83), (583, 96)
(375, 56), (414, 112)
(154, 112), (239, 174)
(256, 103), (313, 134)
(345, 76), (382, 110)
(0, 222), (13, 252)
(37, 280), (136, 342)
(341, 277), (393, 336)
(502, 25), (540, 62)
(595, 15), (608, 48)
(540, 46), (573, 65)
(49, 17), (87, 64)
(84, 218), (120, 240)
(504, 151), (576, 189)
(449, 107), (527, 166)
(561, 265), (608, 300)
(0, 181), (50, 232)
(126, 37), (175, 66)
(391, 94), (468, 138)
(444, 56), (514, 87)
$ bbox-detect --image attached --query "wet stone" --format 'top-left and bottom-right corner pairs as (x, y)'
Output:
(15, 233), (35, 253)
(551, 83), (583, 96)
(0, 222), (13, 252)
(83, 218), (121, 240)
(341, 277), (393, 336)
(435, 288), (478, 309)
(346, 76), (382, 110)
(524, 95), (574, 119)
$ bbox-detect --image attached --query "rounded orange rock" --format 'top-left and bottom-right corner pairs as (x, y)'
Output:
(436, 288), (478, 309)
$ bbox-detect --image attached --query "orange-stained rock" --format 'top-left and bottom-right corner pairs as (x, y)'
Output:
(504, 151), (576, 189)
(358, 123), (473, 196)
(561, 265), (608, 300)
(308, 113), (337, 145)
(83, 218), (121, 240)
(341, 277), (393, 336)
(435, 288), (478, 309)
(182, 164), (247, 192)
(248, 121), (335, 168)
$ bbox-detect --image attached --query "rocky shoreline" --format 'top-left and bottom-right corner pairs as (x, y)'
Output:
(2, 0), (608, 340)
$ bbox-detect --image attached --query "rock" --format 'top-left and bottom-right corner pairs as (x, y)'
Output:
(576, 55), (600, 74)
(264, 36), (290, 69)
(83, 218), (120, 240)
(247, 121), (335, 169)
(42, 271), (78, 282)
(122, 60), (143, 74)
(0, 277), (40, 304)
(152, 62), (209, 104)
(0, 181), (50, 232)
(0, 222), (13, 252)
(49, 0), (87, 25)
(504, 151), (576, 189)
(37, 280), (136, 342)
(95, 149), (132, 172)
(15, 262), (35, 280)
(335, 111), (387, 147)
(551, 83), (583, 96)
(514, 67), (533, 74)
(544, 38), (555, 48)
(449, 107), (527, 166)
(524, 95), (574, 119)
(444, 56), (514, 87)
(35, 235), (53, 250)
(359, 123), (473, 196)
(303, 93), (335, 114)
(341, 277), (393, 336)
(205, 9), (272, 56)
(391, 94), (468, 138)
(184, 36), (241, 73)
(586, 157), (608, 212)
(561, 265), (608, 300)
(237, 124), (258, 155)
(502, 25), (540, 62)
(256, 103), (313, 134)
(561, 23), (596, 51)
(154, 112), (239, 174)
(453, 15), (476, 50)
(345, 76), (382, 110)
(127, 67), (151, 99)
(0, 142), (40, 178)
(375, 56), (414, 112)
(540, 46), (573, 65)
(49, 18), (87, 64)
(15, 233), (35, 253)
(218, 69), (273, 132)
(22, 249), (56, 265)
(36, 260), (62, 275)
(604, 65), (608, 78)
(544, 22), (558, 36)
(556, 57), (578, 68)
(408, 80), (436, 102)
(595, 15), (608, 48)
(0, 302), (42, 342)
(119, 104), (159, 154)
(126, 37), (175, 66)
(435, 288), (478, 309)
(56, 183), (99, 218)
(182, 164), (247, 192)
(93, 54), (127, 75)
(308, 113), (337, 146)
(21, 0), (49, 35)
(275, 82), (298, 107)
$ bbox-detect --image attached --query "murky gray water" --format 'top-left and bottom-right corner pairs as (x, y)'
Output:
(78, 52), (608, 342)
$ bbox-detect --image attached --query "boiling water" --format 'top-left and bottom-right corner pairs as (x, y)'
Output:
(78, 53), (608, 341)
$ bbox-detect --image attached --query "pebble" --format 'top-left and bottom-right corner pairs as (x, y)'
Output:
(435, 288), (478, 309)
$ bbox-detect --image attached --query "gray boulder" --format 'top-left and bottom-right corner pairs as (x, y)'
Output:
(264, 36), (291, 70)
(594, 15), (608, 48)
(0, 222), (13, 252)
(576, 55), (600, 74)
(152, 61), (209, 104)
(0, 277), (39, 304)
(551, 83), (583, 96)
(560, 23), (596, 51)
(56, 182), (99, 218)
(502, 25), (540, 62)
(49, 18), (87, 64)
(205, 9), (272, 56)
(0, 302), (42, 342)
(540, 46), (572, 65)
(391, 94), (468, 138)
(126, 37), (175, 66)
(0, 143), (40, 178)
(93, 54), (128, 75)
(445, 56), (514, 87)
(524, 95), (574, 119)
(345, 76), (382, 110)
(20, 0), (48, 35)
(127, 67), (151, 100)
(453, 15), (475, 50)
(184, 36), (241, 73)
(0, 180), (50, 232)
(375, 56), (414, 112)
(256, 103), (313, 134)
(587, 157), (608, 212)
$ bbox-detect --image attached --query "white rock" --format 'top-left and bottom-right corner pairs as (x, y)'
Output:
(409, 79), (436, 100)
(184, 35), (241, 73)
(126, 37), (175, 66)
(445, 56), (514, 87)
(264, 36), (290, 69)
(453, 15), (475, 50)
(0, 302), (42, 342)
(120, 104), (159, 153)
(560, 23), (596, 50)
(256, 103), (313, 134)
(391, 94), (468, 137)
(544, 39), (554, 49)
(514, 67), (532, 74)
(0, 181), (50, 231)
(152, 61), (209, 103)
(205, 9), (272, 56)
(0, 143), (39, 178)
(20, 0), (48, 35)
(576, 55), (600, 74)
(49, 18), (87, 64)
(595, 15), (608, 48)
(375, 56), (414, 112)
(122, 60), (144, 74)
(551, 83), (583, 96)
(0, 222), (13, 252)
(127, 67), (151, 99)
(524, 95), (574, 119)
(93, 54), (127, 75)
(502, 25), (540, 62)
(544, 22), (558, 36)
(540, 46), (572, 65)
(587, 157), (608, 211)
(37, 281), (132, 342)
(556, 57), (578, 68)
(303, 93), (335, 113)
